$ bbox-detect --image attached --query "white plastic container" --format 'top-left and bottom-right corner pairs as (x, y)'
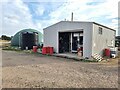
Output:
(110, 47), (118, 58)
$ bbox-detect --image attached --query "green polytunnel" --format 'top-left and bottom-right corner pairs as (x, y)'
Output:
(11, 29), (43, 49)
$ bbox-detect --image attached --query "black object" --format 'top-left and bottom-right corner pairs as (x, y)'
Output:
(72, 37), (78, 51)
(21, 32), (38, 50)
(59, 32), (70, 53)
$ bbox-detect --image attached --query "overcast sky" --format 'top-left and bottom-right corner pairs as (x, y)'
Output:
(1, 0), (119, 36)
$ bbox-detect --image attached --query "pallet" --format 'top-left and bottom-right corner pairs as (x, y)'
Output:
(92, 53), (103, 61)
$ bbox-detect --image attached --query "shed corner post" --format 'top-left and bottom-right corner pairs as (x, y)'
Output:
(57, 32), (59, 53)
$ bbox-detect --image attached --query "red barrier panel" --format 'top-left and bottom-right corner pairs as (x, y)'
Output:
(47, 47), (50, 53)
(42, 47), (47, 54)
(33, 46), (38, 53)
(42, 47), (54, 55)
(49, 47), (53, 54)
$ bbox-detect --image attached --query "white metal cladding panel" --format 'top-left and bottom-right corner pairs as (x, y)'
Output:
(43, 27), (58, 53)
(92, 24), (115, 56)
(44, 21), (93, 57)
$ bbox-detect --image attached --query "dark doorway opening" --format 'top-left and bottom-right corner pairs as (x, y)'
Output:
(58, 31), (83, 55)
(59, 32), (71, 53)
(72, 37), (78, 51)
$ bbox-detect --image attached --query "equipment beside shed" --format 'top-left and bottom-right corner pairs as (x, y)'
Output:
(103, 48), (118, 58)
(104, 48), (111, 57)
(110, 47), (118, 58)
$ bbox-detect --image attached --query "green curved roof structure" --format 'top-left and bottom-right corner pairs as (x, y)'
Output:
(11, 29), (43, 46)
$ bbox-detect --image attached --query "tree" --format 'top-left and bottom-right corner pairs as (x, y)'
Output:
(1, 35), (11, 41)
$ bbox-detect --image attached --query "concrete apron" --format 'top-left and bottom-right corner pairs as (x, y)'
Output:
(53, 53), (84, 61)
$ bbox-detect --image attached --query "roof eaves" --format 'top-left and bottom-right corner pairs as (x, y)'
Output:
(93, 22), (116, 31)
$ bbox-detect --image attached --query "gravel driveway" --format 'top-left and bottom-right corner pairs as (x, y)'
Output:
(2, 50), (118, 88)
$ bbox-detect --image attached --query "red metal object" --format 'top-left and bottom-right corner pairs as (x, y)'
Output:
(77, 47), (83, 52)
(49, 47), (53, 54)
(42, 47), (54, 55)
(104, 48), (110, 56)
(33, 46), (38, 53)
(42, 47), (47, 54)
(47, 47), (50, 53)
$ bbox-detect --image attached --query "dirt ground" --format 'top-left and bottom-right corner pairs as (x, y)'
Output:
(2, 50), (118, 88)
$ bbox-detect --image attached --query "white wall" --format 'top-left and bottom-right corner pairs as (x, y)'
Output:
(44, 21), (93, 58)
(43, 25), (58, 53)
(92, 24), (116, 56)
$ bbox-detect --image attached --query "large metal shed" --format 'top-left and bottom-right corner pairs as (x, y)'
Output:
(43, 21), (116, 58)
(11, 29), (43, 49)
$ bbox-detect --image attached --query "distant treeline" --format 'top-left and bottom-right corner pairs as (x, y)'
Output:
(0, 35), (12, 41)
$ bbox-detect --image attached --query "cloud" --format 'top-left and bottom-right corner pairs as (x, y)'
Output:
(2, 0), (42, 36)
(47, 0), (119, 34)
(1, 0), (120, 36)
(50, 0), (118, 21)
